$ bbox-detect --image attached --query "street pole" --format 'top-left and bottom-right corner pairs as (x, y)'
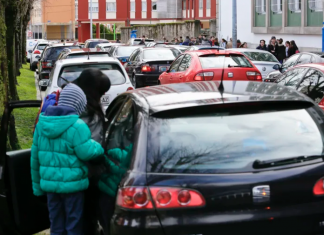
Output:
(114, 23), (116, 41)
(90, 0), (93, 39)
(322, 21), (324, 52)
(232, 0), (237, 48)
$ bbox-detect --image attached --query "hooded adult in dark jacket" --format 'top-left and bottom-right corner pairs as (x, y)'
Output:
(182, 36), (191, 46)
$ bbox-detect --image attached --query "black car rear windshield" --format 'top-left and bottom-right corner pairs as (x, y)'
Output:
(143, 49), (178, 60)
(199, 55), (253, 68)
(147, 107), (324, 174)
(44, 46), (80, 60)
(58, 63), (125, 87)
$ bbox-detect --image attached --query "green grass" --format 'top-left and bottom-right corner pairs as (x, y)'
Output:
(14, 64), (39, 149)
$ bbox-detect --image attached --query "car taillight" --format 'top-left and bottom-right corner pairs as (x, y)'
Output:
(42, 62), (52, 69)
(127, 87), (134, 91)
(246, 71), (262, 81)
(150, 187), (205, 208)
(117, 187), (153, 209)
(194, 72), (214, 81)
(34, 50), (41, 54)
(314, 178), (324, 196)
(141, 64), (152, 72)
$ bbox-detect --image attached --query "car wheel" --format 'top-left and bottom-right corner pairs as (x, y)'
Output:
(29, 62), (32, 70)
(40, 86), (47, 91)
(31, 64), (36, 72)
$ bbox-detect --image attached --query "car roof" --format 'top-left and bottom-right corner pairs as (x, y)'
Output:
(228, 48), (273, 53)
(97, 43), (122, 47)
(186, 50), (243, 56)
(56, 57), (120, 66)
(294, 63), (324, 70)
(130, 81), (313, 113)
(141, 47), (173, 51)
(85, 39), (109, 42)
(47, 43), (77, 48)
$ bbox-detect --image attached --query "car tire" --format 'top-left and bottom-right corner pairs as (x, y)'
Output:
(40, 85), (47, 91)
(29, 62), (32, 70)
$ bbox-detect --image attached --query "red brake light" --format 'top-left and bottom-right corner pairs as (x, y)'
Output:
(42, 62), (53, 69)
(246, 72), (262, 81)
(127, 87), (134, 91)
(117, 187), (153, 209)
(34, 50), (41, 54)
(141, 64), (152, 72)
(156, 190), (172, 206)
(194, 72), (214, 81)
(178, 190), (191, 205)
(314, 178), (324, 195)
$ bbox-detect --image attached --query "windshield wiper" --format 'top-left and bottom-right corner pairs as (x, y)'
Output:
(253, 155), (324, 169)
(228, 65), (249, 68)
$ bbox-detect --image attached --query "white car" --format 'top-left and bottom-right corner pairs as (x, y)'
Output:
(95, 43), (124, 52)
(40, 57), (134, 111)
(26, 39), (42, 63)
(30, 41), (49, 71)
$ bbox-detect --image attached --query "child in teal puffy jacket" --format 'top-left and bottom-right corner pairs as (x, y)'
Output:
(31, 83), (104, 235)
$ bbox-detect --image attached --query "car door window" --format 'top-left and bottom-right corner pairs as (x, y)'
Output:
(178, 55), (192, 72)
(106, 98), (135, 153)
(129, 49), (139, 62)
(298, 69), (324, 103)
(169, 55), (185, 72)
(277, 68), (308, 87)
(297, 54), (313, 65)
(135, 51), (141, 61)
(282, 54), (299, 70)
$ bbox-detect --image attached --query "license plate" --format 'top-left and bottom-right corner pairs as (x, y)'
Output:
(159, 66), (169, 72)
(101, 96), (110, 105)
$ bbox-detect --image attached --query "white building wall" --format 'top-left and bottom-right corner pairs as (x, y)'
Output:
(218, 0), (321, 51)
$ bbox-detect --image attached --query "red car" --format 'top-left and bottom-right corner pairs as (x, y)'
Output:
(159, 50), (262, 84)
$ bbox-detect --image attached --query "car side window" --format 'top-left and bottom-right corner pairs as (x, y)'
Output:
(297, 54), (313, 65)
(178, 55), (192, 72)
(298, 69), (324, 103)
(129, 49), (139, 61)
(106, 98), (135, 153)
(135, 51), (141, 61)
(282, 54), (299, 70)
(277, 68), (307, 87)
(169, 55), (185, 72)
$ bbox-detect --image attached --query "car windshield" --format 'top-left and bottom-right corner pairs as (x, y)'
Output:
(66, 53), (109, 59)
(116, 47), (140, 57)
(58, 63), (125, 87)
(143, 49), (178, 60)
(243, 52), (278, 62)
(199, 55), (253, 68)
(147, 108), (324, 174)
(44, 46), (80, 60)
(37, 44), (48, 50)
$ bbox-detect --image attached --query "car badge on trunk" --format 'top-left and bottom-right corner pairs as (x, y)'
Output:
(252, 185), (270, 204)
(262, 67), (266, 71)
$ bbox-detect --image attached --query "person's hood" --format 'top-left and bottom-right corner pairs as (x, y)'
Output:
(38, 107), (79, 139)
(184, 38), (190, 42)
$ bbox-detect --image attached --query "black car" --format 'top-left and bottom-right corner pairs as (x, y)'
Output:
(57, 48), (109, 60)
(84, 39), (109, 48)
(186, 45), (225, 51)
(124, 47), (180, 87)
(37, 43), (79, 83)
(3, 82), (324, 235)
(265, 52), (324, 80)
(109, 45), (142, 66)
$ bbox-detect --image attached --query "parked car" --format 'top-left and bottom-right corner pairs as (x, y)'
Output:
(57, 48), (109, 60)
(159, 50), (262, 85)
(165, 45), (189, 53)
(265, 52), (324, 80)
(127, 38), (155, 46)
(125, 47), (180, 88)
(40, 57), (134, 110)
(3, 81), (324, 235)
(36, 43), (80, 84)
(84, 39), (109, 48)
(79, 43), (85, 48)
(186, 45), (225, 51)
(30, 41), (49, 71)
(26, 39), (45, 63)
(110, 45), (142, 66)
(266, 63), (324, 109)
(95, 43), (124, 52)
(228, 48), (280, 80)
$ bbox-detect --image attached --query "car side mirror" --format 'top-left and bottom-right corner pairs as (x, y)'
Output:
(28, 50), (32, 53)
(36, 55), (41, 59)
(273, 64), (280, 70)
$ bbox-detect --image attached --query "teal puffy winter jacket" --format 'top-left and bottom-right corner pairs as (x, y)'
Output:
(31, 114), (104, 196)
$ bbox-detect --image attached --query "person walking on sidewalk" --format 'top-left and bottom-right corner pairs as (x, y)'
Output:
(277, 38), (286, 63)
(268, 36), (278, 59)
(227, 38), (233, 49)
(285, 41), (291, 58)
(31, 83), (104, 235)
(288, 40), (299, 57)
(256, 40), (267, 51)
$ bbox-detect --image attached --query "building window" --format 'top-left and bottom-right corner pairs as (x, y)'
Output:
(88, 2), (99, 12)
(152, 2), (157, 11)
(255, 0), (266, 14)
(75, 1), (78, 19)
(199, 0), (203, 9)
(106, 2), (116, 12)
(309, 0), (323, 12)
(271, 0), (282, 13)
(207, 0), (211, 9)
(131, 2), (135, 11)
(183, 0), (186, 10)
(142, 1), (147, 11)
(288, 0), (301, 12)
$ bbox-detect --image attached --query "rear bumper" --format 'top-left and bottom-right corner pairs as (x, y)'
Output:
(136, 74), (160, 86)
(111, 201), (324, 235)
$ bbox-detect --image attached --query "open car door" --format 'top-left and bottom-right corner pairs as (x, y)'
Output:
(0, 101), (49, 234)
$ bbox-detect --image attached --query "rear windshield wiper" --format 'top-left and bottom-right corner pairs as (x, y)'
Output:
(253, 155), (324, 169)
(228, 65), (249, 68)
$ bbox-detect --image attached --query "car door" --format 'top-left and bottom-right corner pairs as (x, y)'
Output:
(173, 54), (192, 83)
(0, 101), (49, 235)
(296, 54), (313, 66)
(276, 67), (309, 88)
(160, 54), (185, 84)
(297, 69), (324, 103)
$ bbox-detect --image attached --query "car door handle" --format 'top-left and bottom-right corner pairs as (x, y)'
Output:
(228, 72), (234, 78)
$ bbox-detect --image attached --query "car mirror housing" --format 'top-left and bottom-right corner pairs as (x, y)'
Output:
(39, 80), (49, 88)
(273, 64), (280, 70)
(28, 50), (32, 53)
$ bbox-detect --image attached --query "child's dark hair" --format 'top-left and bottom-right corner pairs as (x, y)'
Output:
(73, 68), (111, 122)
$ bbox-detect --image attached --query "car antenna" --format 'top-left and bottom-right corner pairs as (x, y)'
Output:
(219, 51), (225, 102)
(87, 49), (90, 60)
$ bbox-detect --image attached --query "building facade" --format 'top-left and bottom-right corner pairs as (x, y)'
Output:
(78, 0), (217, 42)
(218, 0), (323, 51)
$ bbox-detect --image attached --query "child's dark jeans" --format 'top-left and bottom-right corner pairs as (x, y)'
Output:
(47, 191), (85, 235)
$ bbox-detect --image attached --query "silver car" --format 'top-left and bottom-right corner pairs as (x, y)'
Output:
(228, 48), (280, 80)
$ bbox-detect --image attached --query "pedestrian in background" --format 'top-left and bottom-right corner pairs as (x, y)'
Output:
(202, 35), (211, 46)
(198, 35), (203, 44)
(288, 40), (299, 57)
(31, 83), (104, 235)
(227, 38), (233, 48)
(179, 36), (183, 43)
(237, 40), (242, 48)
(214, 37), (220, 46)
(174, 38), (180, 45)
(182, 36), (191, 46)
(277, 38), (286, 63)
(221, 39), (227, 48)
(256, 40), (267, 51)
(240, 42), (248, 48)
(138, 35), (146, 45)
(268, 36), (278, 58)
(285, 41), (291, 58)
